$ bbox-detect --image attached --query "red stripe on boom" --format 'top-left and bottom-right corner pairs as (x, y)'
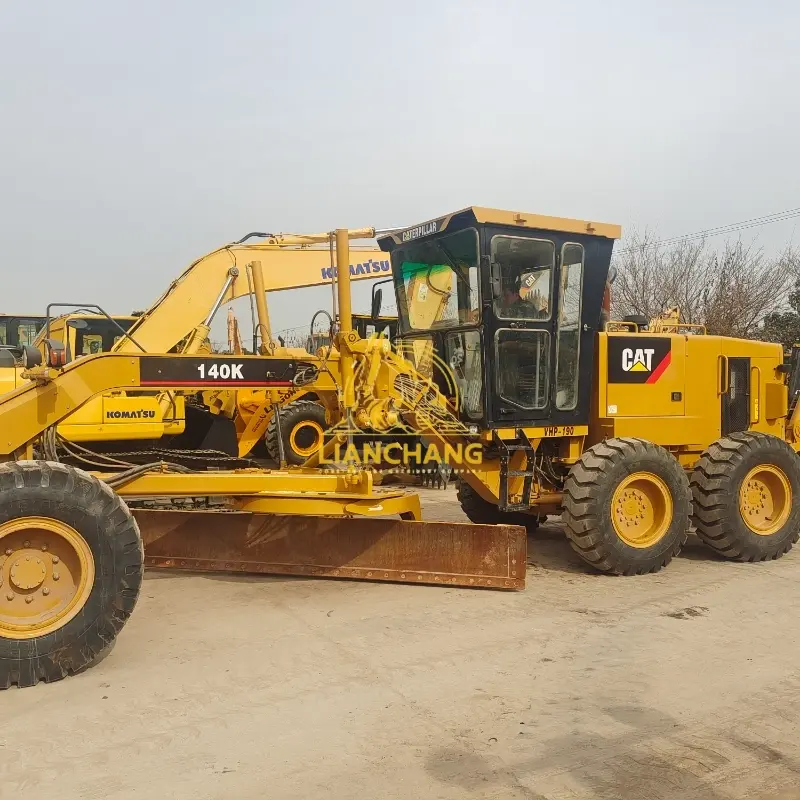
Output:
(139, 380), (293, 387)
(645, 351), (671, 384)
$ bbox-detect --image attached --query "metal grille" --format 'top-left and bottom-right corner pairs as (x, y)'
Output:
(394, 374), (471, 437)
(722, 357), (750, 435)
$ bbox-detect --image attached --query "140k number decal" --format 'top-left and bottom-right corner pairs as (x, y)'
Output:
(196, 362), (244, 380)
(139, 356), (298, 387)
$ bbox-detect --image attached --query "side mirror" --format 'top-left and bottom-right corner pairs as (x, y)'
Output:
(484, 255), (502, 299)
(67, 318), (89, 329)
(607, 265), (618, 285)
(371, 287), (383, 320)
(22, 345), (43, 368)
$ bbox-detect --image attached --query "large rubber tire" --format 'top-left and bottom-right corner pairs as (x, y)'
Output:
(690, 432), (800, 561)
(265, 400), (328, 466)
(456, 480), (541, 531)
(0, 461), (143, 688)
(563, 437), (691, 575)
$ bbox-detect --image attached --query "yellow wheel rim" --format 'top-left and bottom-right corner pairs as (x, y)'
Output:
(739, 464), (791, 535)
(611, 472), (673, 548)
(289, 420), (324, 458)
(0, 517), (95, 640)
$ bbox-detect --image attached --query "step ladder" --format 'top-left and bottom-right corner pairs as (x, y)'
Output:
(494, 429), (537, 513)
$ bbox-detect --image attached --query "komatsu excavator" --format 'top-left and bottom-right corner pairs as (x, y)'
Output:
(24, 234), (394, 464)
(3, 208), (799, 690)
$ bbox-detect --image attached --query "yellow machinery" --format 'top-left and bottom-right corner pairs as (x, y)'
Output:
(375, 207), (799, 572)
(0, 313), (46, 353)
(22, 236), (394, 464)
(0, 312), (189, 444)
(2, 209), (800, 689)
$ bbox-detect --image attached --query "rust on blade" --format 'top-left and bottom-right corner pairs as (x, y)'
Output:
(132, 510), (527, 590)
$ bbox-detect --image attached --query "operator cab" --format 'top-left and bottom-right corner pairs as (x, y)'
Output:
(378, 207), (621, 429)
(35, 314), (137, 363)
(0, 315), (46, 360)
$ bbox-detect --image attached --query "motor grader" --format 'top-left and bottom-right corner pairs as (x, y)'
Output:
(1, 209), (799, 690)
(375, 207), (799, 573)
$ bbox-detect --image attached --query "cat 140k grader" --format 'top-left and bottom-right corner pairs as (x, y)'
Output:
(1, 209), (800, 689)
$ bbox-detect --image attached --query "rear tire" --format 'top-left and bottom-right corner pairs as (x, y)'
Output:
(265, 400), (328, 466)
(0, 461), (143, 688)
(690, 432), (800, 561)
(563, 437), (691, 575)
(456, 480), (541, 531)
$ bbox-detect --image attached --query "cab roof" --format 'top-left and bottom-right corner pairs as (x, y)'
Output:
(379, 206), (622, 247)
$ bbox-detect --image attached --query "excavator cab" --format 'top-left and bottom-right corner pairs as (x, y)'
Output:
(37, 314), (137, 362)
(379, 207), (618, 430)
(0, 314), (46, 360)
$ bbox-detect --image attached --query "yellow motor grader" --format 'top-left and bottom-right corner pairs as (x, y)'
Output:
(1, 208), (799, 689)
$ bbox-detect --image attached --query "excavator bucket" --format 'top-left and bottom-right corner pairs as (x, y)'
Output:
(133, 510), (527, 590)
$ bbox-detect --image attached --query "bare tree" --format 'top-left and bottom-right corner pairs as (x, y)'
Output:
(612, 231), (799, 338)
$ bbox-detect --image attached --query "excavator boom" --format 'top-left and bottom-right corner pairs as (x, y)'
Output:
(114, 235), (390, 354)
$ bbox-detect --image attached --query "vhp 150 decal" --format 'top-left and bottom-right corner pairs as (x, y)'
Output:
(608, 338), (671, 384)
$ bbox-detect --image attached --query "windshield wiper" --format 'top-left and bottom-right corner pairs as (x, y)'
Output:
(427, 240), (473, 293)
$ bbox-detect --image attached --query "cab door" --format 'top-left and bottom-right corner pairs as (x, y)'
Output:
(486, 234), (558, 425)
(486, 236), (588, 428)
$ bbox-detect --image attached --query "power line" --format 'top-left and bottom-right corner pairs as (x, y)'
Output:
(616, 206), (800, 255)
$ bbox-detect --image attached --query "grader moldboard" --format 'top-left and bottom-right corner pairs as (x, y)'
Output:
(2, 208), (800, 689)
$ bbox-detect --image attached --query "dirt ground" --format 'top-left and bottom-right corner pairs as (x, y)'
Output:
(3, 487), (800, 800)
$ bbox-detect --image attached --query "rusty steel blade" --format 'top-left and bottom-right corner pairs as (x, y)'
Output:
(132, 510), (527, 590)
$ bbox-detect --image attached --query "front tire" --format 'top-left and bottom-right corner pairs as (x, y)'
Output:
(563, 437), (691, 575)
(690, 432), (800, 561)
(0, 461), (143, 688)
(265, 400), (328, 466)
(456, 480), (541, 531)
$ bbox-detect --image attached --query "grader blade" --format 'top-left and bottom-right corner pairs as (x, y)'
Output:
(133, 510), (527, 590)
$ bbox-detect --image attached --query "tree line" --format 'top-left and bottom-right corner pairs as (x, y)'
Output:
(611, 232), (800, 347)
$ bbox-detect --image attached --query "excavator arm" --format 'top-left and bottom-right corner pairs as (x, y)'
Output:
(113, 230), (388, 355)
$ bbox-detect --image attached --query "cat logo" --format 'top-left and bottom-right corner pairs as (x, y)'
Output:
(608, 338), (672, 384)
(622, 348), (655, 372)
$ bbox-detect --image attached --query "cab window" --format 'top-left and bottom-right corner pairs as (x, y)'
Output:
(80, 334), (104, 355)
(394, 229), (480, 332)
(17, 323), (39, 346)
(495, 329), (550, 410)
(492, 237), (554, 321)
(555, 244), (584, 410)
(444, 330), (483, 419)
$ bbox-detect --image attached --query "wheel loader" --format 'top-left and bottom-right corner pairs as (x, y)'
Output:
(1, 209), (799, 690)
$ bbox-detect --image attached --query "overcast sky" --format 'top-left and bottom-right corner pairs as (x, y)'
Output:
(1, 0), (798, 338)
